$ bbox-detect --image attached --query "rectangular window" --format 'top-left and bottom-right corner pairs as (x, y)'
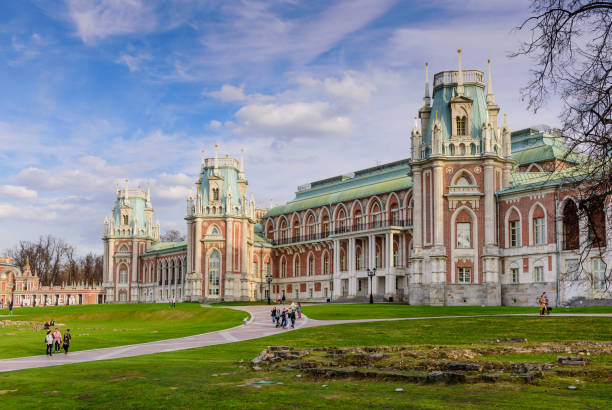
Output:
(264, 262), (270, 276)
(393, 249), (399, 268)
(511, 268), (519, 284)
(458, 267), (471, 284)
(308, 258), (314, 276)
(566, 259), (579, 280)
(535, 266), (544, 282)
(534, 217), (545, 245)
(323, 257), (329, 274)
(593, 258), (606, 290)
(510, 220), (520, 247)
(252, 261), (258, 275)
(457, 222), (471, 248)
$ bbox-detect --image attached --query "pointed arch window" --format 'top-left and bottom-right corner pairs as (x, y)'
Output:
(212, 188), (219, 201)
(294, 257), (300, 276)
(208, 250), (220, 296)
(308, 256), (315, 276)
(323, 253), (330, 275)
(123, 215), (129, 225)
(281, 259), (287, 278)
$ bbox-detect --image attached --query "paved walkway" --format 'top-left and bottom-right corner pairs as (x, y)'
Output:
(0, 306), (610, 373)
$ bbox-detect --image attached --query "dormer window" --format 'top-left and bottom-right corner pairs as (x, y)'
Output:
(456, 116), (467, 136)
(123, 215), (129, 225)
(212, 188), (219, 201)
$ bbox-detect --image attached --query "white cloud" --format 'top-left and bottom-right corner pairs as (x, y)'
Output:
(209, 120), (222, 128)
(206, 84), (246, 102)
(0, 203), (58, 221)
(233, 101), (352, 138)
(297, 73), (376, 103)
(117, 52), (152, 72)
(0, 185), (38, 200)
(66, 0), (158, 44)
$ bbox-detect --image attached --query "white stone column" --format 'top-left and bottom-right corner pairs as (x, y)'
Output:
(332, 240), (341, 298)
(368, 234), (375, 269)
(433, 163), (444, 247)
(412, 169), (423, 251)
(484, 161), (496, 246)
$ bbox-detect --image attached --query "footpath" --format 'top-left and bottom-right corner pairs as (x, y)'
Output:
(0, 305), (610, 373)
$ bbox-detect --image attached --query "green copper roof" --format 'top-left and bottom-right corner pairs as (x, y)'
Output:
(141, 241), (187, 257)
(425, 83), (488, 146)
(510, 127), (582, 165)
(265, 159), (412, 217)
(500, 167), (589, 194)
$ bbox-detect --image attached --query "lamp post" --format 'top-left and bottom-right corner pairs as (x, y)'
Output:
(266, 274), (272, 305)
(367, 267), (376, 304)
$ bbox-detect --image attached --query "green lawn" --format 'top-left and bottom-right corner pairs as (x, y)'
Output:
(0, 303), (245, 359)
(301, 303), (612, 320)
(0, 316), (610, 408)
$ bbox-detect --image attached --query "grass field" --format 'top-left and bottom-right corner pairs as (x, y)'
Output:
(301, 303), (612, 320)
(0, 315), (610, 408)
(0, 303), (245, 359)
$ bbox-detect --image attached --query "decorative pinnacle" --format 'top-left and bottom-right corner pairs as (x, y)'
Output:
(435, 109), (438, 121)
(456, 49), (464, 96)
(423, 62), (431, 107)
(486, 59), (495, 105)
(504, 113), (508, 125)
(201, 149), (205, 164)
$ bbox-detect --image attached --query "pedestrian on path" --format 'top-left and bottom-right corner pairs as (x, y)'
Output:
(282, 294), (286, 305)
(62, 329), (71, 354)
(539, 292), (549, 316)
(45, 331), (54, 356)
(297, 302), (302, 319)
(271, 307), (276, 323)
(8, 299), (13, 316)
(53, 328), (62, 353)
(173, 297), (176, 308)
(290, 309), (296, 329)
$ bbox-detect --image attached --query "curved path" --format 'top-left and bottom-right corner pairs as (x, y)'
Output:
(0, 305), (610, 373)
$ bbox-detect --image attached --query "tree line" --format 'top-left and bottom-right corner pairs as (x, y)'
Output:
(8, 235), (103, 286)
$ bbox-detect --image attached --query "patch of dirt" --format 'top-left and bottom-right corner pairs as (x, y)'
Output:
(75, 394), (96, 399)
(0, 390), (17, 394)
(42, 391), (59, 395)
(110, 375), (145, 381)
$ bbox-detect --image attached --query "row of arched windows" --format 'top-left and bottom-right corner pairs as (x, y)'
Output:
(265, 194), (413, 242)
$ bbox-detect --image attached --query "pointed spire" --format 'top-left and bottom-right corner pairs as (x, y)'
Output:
(486, 59), (495, 105)
(457, 49), (464, 96)
(435, 109), (438, 122)
(239, 148), (245, 178)
(214, 144), (219, 174)
(413, 116), (419, 132)
(25, 256), (30, 272)
(423, 62), (431, 107)
(116, 183), (119, 196)
(504, 113), (508, 126)
(146, 181), (151, 203)
(201, 149), (205, 167)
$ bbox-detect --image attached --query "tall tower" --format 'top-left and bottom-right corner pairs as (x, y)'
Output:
(103, 181), (160, 302)
(185, 147), (259, 302)
(409, 51), (513, 305)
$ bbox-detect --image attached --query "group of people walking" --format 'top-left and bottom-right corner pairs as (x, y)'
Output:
(271, 301), (302, 329)
(45, 327), (71, 356)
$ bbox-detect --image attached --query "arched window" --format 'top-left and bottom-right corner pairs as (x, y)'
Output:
(561, 200), (579, 250)
(356, 246), (363, 270)
(308, 255), (314, 276)
(586, 199), (607, 248)
(294, 257), (300, 276)
(208, 250), (220, 296)
(212, 188), (219, 201)
(323, 253), (329, 274)
(393, 241), (399, 267)
(306, 214), (316, 239)
(375, 246), (381, 268)
(340, 249), (346, 271)
(456, 116), (467, 136)
(119, 268), (128, 284)
(470, 143), (476, 155)
(456, 176), (471, 186)
(508, 209), (521, 247)
(531, 205), (546, 245)
(449, 144), (456, 156)
(252, 259), (258, 276)
(370, 202), (382, 228)
(459, 143), (466, 155)
(123, 215), (129, 225)
(211, 226), (221, 235)
(281, 258), (287, 278)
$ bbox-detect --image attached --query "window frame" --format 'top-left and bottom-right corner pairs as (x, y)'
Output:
(533, 216), (546, 245)
(534, 266), (544, 282)
(509, 220), (521, 247)
(456, 222), (471, 249)
(458, 267), (471, 284)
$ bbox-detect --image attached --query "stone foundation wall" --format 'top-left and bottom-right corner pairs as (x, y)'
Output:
(501, 282), (557, 307)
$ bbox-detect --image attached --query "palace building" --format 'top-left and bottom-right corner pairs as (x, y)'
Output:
(101, 52), (611, 306)
(0, 254), (104, 307)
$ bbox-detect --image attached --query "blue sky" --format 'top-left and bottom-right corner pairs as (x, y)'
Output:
(0, 0), (560, 255)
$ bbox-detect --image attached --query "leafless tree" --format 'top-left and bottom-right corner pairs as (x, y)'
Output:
(513, 0), (612, 291)
(161, 229), (186, 242)
(8, 236), (103, 285)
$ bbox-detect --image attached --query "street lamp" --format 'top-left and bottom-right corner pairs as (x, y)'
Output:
(367, 267), (376, 304)
(266, 274), (272, 305)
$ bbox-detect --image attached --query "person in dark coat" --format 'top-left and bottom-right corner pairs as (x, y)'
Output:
(8, 299), (13, 316)
(63, 329), (71, 354)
